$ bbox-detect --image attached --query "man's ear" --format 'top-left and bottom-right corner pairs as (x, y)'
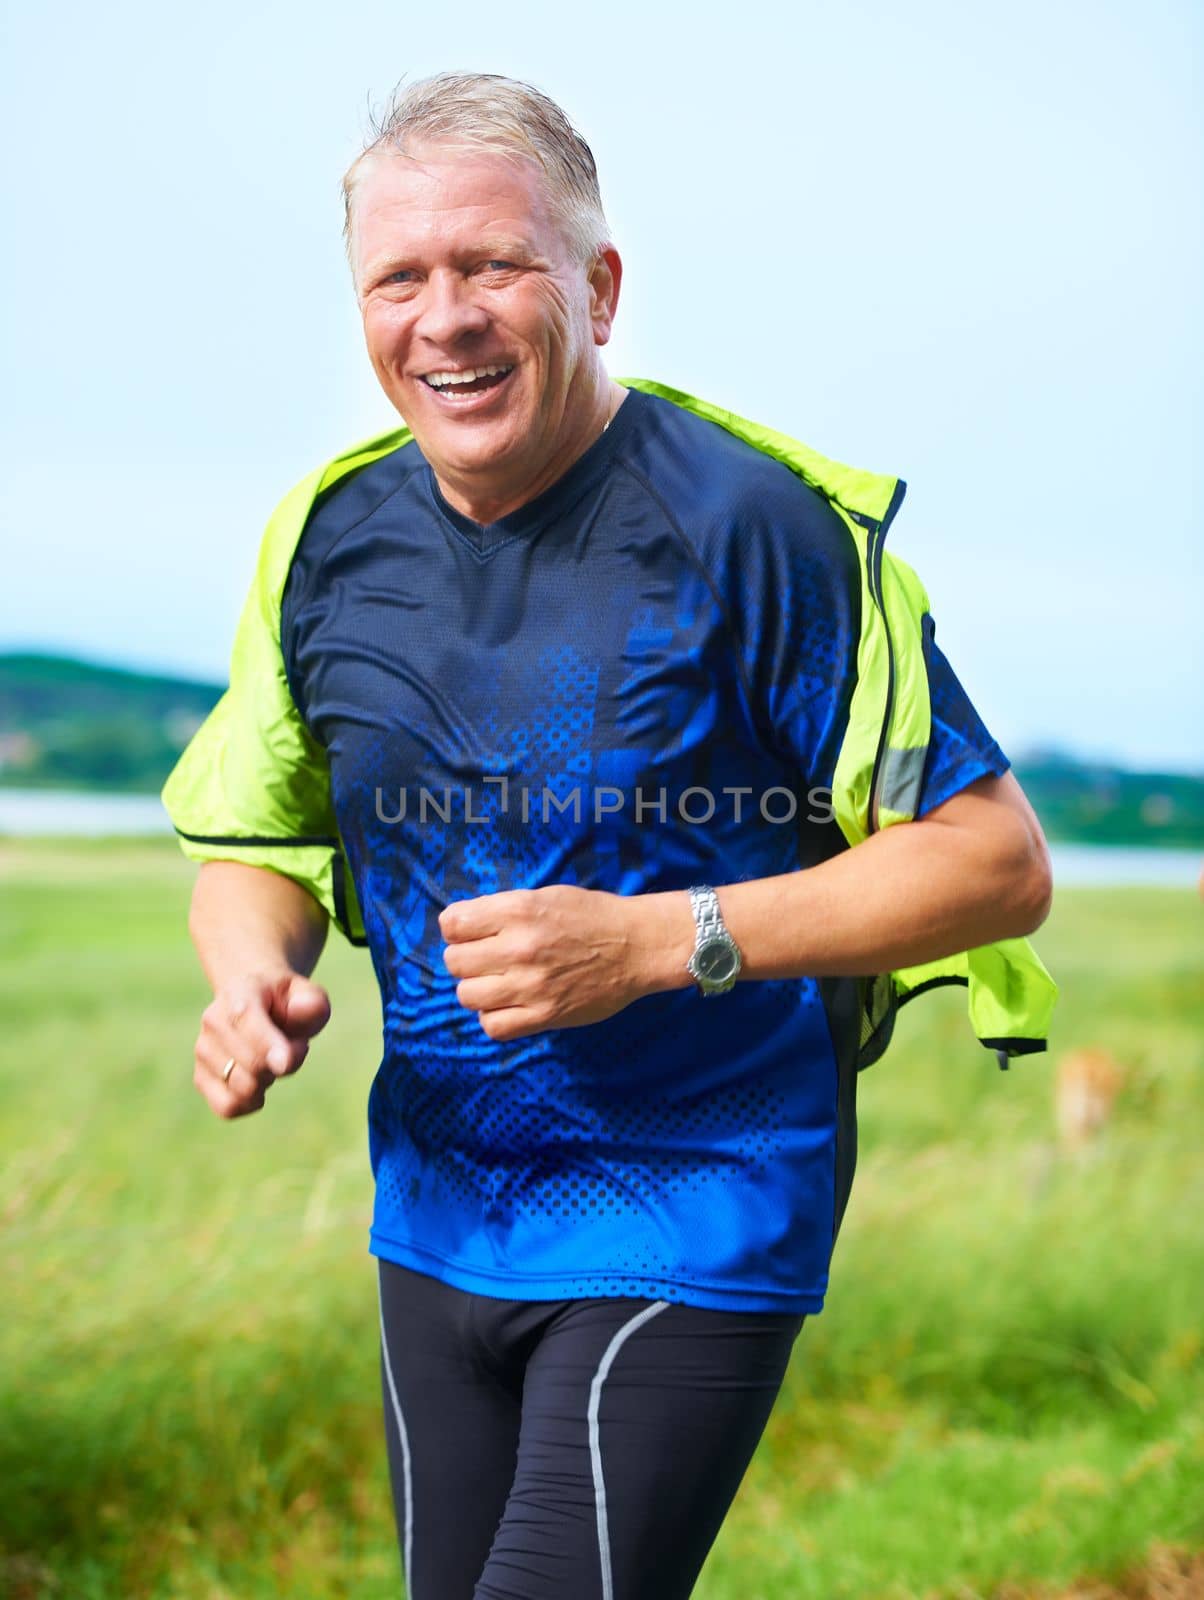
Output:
(588, 246), (623, 346)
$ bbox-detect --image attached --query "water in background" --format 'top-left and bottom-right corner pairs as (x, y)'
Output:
(1045, 843), (1201, 888)
(0, 787), (1200, 887)
(0, 787), (172, 837)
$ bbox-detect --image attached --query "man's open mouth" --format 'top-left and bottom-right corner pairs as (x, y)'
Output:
(420, 364), (515, 398)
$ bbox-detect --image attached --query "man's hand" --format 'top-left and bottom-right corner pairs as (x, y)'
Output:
(440, 885), (690, 1043)
(193, 971), (332, 1119)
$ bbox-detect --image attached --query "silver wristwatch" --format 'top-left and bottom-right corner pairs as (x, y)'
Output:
(686, 885), (743, 996)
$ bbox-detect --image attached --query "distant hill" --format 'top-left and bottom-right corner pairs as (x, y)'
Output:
(0, 652), (222, 793)
(1006, 750), (1203, 850)
(1, 651), (1201, 847)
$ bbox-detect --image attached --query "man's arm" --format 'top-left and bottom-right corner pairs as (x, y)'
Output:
(188, 861), (333, 1118)
(644, 769), (1052, 987)
(439, 772), (1052, 1040)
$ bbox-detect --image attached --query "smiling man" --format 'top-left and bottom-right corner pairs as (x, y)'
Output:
(352, 137), (622, 524)
(164, 72), (1054, 1600)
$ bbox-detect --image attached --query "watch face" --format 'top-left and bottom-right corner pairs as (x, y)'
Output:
(694, 937), (739, 984)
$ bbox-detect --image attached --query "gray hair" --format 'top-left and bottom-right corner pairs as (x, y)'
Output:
(342, 72), (612, 278)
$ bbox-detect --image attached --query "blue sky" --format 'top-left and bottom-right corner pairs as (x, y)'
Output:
(1, 0), (1200, 771)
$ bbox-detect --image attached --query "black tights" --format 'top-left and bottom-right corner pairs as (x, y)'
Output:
(377, 1258), (805, 1599)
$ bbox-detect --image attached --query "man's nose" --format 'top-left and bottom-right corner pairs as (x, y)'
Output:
(413, 270), (491, 346)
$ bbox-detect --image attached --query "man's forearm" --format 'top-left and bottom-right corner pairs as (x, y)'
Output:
(631, 774), (1053, 992)
(188, 860), (330, 994)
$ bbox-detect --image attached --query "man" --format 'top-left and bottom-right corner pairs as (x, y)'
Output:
(164, 72), (1053, 1600)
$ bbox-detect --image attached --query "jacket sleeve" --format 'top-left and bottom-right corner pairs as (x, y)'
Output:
(159, 482), (367, 946)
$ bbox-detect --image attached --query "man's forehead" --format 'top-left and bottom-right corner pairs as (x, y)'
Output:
(354, 142), (549, 216)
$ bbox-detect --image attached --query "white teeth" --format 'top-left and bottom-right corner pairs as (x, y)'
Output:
(424, 365), (513, 388)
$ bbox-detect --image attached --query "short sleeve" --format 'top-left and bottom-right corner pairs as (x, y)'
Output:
(159, 492), (366, 944)
(914, 612), (1010, 817)
(732, 482), (863, 794)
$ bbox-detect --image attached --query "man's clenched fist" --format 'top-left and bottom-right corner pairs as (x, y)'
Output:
(193, 971), (331, 1119)
(440, 884), (692, 1042)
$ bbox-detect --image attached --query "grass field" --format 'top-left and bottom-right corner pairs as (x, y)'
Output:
(1, 838), (1201, 1599)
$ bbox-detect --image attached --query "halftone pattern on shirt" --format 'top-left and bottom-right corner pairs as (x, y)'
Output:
(282, 387), (1006, 1311)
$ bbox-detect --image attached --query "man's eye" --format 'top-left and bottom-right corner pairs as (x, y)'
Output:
(383, 270), (416, 285)
(482, 260), (518, 272)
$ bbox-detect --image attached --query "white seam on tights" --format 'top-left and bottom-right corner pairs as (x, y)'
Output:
(588, 1301), (670, 1600)
(378, 1266), (414, 1596)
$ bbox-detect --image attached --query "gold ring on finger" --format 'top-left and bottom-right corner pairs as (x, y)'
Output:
(222, 1057), (238, 1084)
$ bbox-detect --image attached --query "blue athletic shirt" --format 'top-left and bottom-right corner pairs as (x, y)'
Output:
(281, 386), (1009, 1313)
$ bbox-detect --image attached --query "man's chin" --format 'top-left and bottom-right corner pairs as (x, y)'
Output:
(412, 417), (518, 460)
(408, 419), (534, 496)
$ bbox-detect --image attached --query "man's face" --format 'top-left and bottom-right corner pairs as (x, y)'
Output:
(351, 144), (618, 506)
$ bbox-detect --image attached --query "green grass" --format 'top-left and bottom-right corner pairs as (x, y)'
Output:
(1, 839), (1201, 1598)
